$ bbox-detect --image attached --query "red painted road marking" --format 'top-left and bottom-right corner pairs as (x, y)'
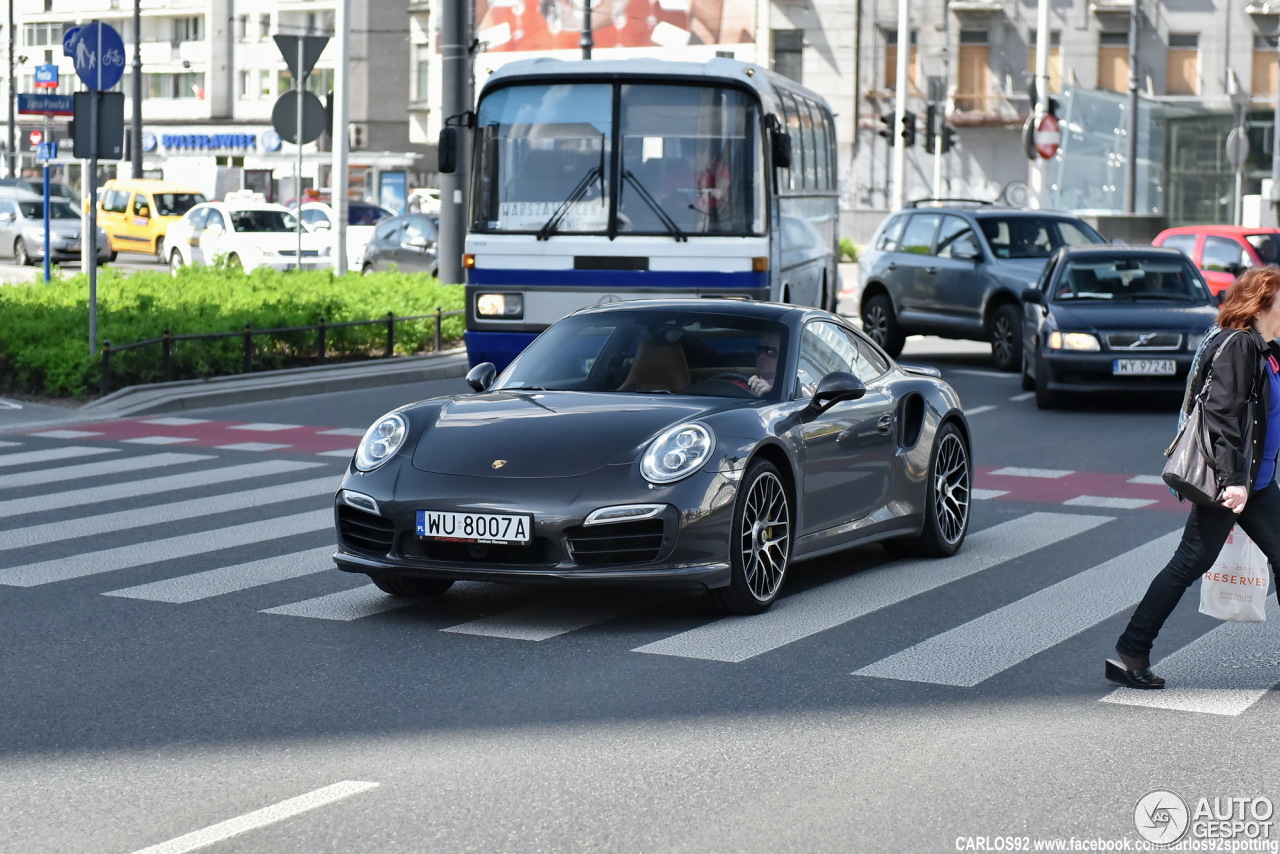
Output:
(18, 418), (358, 455)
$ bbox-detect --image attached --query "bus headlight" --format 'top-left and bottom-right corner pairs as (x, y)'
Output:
(477, 293), (523, 318)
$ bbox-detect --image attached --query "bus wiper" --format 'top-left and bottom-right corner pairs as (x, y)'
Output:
(537, 165), (602, 241)
(622, 170), (687, 242)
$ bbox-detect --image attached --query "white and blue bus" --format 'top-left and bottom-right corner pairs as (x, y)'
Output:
(450, 56), (840, 369)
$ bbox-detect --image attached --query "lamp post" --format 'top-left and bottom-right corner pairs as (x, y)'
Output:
(7, 0), (15, 179)
(1123, 0), (1139, 214)
(131, 0), (142, 178)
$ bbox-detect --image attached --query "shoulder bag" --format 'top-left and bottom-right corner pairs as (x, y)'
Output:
(1162, 331), (1244, 506)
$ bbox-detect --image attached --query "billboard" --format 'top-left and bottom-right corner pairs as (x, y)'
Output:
(474, 0), (757, 53)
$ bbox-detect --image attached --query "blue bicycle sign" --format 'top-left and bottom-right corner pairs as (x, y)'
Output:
(70, 21), (125, 90)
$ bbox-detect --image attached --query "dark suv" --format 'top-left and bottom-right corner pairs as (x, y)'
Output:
(857, 200), (1107, 370)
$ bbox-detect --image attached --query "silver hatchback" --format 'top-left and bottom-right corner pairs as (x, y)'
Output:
(0, 189), (111, 266)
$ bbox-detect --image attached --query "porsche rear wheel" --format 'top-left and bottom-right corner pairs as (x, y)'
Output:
(885, 422), (970, 558)
(369, 574), (455, 597)
(707, 460), (791, 615)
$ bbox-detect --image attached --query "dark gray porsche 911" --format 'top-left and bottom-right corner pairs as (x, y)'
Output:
(333, 299), (972, 615)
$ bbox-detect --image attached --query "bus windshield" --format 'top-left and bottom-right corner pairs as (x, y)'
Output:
(471, 82), (764, 237)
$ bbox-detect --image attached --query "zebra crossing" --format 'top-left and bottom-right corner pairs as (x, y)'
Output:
(1, 437), (1276, 718)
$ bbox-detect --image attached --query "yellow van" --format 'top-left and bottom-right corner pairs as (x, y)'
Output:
(97, 179), (207, 262)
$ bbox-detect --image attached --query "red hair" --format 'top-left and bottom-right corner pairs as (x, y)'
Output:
(1218, 267), (1280, 329)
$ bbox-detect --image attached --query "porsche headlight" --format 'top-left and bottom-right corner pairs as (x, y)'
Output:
(355, 413), (407, 472)
(640, 423), (714, 484)
(1048, 331), (1100, 351)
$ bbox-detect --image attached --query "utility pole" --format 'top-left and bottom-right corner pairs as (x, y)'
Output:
(1123, 0), (1139, 214)
(131, 0), (142, 178)
(1272, 28), (1280, 223)
(438, 0), (470, 284)
(1028, 0), (1050, 209)
(890, 0), (909, 210)
(332, 0), (350, 274)
(7, 0), (15, 179)
(580, 0), (593, 60)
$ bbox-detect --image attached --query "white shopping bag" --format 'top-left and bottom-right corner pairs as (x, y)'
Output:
(1200, 525), (1271, 622)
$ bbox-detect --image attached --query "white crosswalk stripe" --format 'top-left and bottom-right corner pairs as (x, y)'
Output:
(443, 592), (673, 641)
(262, 584), (420, 621)
(632, 512), (1113, 663)
(0, 452), (212, 490)
(0, 446), (118, 468)
(105, 546), (337, 603)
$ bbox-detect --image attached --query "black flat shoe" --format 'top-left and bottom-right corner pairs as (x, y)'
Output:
(1105, 659), (1166, 689)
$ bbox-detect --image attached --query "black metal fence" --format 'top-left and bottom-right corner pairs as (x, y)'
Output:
(99, 308), (465, 396)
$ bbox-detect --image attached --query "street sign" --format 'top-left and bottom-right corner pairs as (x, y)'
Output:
(34, 64), (59, 89)
(1034, 113), (1061, 160)
(29, 131), (42, 149)
(1226, 128), (1250, 171)
(17, 93), (74, 116)
(37, 141), (58, 161)
(63, 26), (81, 57)
(271, 89), (326, 144)
(273, 34), (329, 82)
(72, 90), (125, 160)
(70, 21), (126, 91)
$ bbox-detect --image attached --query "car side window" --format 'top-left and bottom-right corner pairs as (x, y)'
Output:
(185, 207), (209, 230)
(413, 215), (439, 239)
(875, 214), (906, 251)
(300, 209), (327, 226)
(935, 215), (975, 259)
(899, 214), (941, 255)
(103, 190), (128, 213)
(373, 218), (402, 241)
(132, 194), (148, 216)
(1160, 234), (1197, 258)
(797, 320), (885, 395)
(1203, 236), (1247, 272)
(403, 218), (428, 241)
(0, 200), (16, 218)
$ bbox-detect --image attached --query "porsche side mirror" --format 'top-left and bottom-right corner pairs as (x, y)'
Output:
(1021, 287), (1043, 304)
(806, 371), (865, 415)
(466, 362), (497, 392)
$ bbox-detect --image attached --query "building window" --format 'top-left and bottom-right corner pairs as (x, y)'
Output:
(1098, 31), (1129, 93)
(1253, 35), (1278, 99)
(258, 69), (271, 98)
(24, 21), (72, 47)
(239, 70), (253, 99)
(172, 17), (204, 44)
(416, 44), (431, 101)
(882, 29), (919, 93)
(146, 72), (206, 100)
(1167, 33), (1198, 95)
(259, 14), (272, 40)
(237, 14), (250, 41)
(956, 30), (990, 112)
(772, 29), (804, 83)
(1028, 30), (1062, 95)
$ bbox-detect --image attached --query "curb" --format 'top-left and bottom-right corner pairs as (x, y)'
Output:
(77, 349), (471, 419)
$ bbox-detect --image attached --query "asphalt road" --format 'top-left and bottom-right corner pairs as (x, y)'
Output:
(2, 337), (1271, 854)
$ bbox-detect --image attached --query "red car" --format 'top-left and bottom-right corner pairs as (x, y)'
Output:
(1152, 225), (1280, 295)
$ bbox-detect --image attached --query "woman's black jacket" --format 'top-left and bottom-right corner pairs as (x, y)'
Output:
(1189, 327), (1278, 490)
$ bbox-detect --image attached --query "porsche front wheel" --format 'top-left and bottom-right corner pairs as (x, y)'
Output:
(369, 575), (455, 597)
(707, 460), (792, 615)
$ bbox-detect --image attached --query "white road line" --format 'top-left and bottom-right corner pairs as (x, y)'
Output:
(263, 584), (420, 621)
(121, 436), (198, 445)
(1063, 496), (1157, 510)
(0, 459), (323, 518)
(317, 449), (356, 458)
(0, 400), (23, 410)
(0, 509), (331, 587)
(853, 529), (1182, 687)
(227, 422), (301, 432)
(633, 512), (1113, 663)
(27, 429), (104, 439)
(138, 417), (211, 426)
(318, 427), (366, 436)
(1009, 392), (1034, 402)
(443, 594), (665, 641)
(0, 452), (211, 490)
(1100, 599), (1280, 716)
(972, 489), (1010, 500)
(963, 405), (996, 416)
(950, 369), (1012, 378)
(105, 547), (337, 603)
(0, 476), (336, 551)
(1127, 475), (1165, 485)
(0, 440), (19, 447)
(215, 442), (291, 452)
(988, 466), (1074, 479)
(0, 446), (117, 468)
(129, 780), (378, 854)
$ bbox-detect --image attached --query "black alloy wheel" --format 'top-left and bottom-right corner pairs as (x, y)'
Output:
(707, 459), (792, 615)
(1021, 351), (1035, 391)
(863, 293), (905, 358)
(1034, 355), (1058, 409)
(990, 304), (1022, 372)
(885, 422), (971, 557)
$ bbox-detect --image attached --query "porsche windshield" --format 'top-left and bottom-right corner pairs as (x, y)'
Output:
(470, 82), (765, 237)
(496, 311), (788, 398)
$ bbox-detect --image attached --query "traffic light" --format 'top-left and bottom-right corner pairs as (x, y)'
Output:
(941, 124), (957, 154)
(901, 110), (916, 148)
(924, 104), (939, 154)
(878, 112), (896, 146)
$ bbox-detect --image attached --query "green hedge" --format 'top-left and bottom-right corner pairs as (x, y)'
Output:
(0, 266), (465, 399)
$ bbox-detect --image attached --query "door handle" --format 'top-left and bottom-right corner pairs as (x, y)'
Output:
(925, 266), (938, 275)
(885, 262), (897, 271)
(877, 414), (894, 434)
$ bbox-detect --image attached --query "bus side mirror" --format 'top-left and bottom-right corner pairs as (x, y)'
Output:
(438, 126), (458, 174)
(772, 130), (792, 169)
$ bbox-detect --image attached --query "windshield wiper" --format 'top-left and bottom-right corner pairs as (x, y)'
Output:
(621, 170), (687, 242)
(1130, 293), (1194, 301)
(536, 165), (602, 241)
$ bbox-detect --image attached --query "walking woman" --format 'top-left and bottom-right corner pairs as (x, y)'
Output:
(1108, 266), (1280, 689)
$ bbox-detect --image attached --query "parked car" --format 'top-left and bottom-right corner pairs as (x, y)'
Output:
(359, 212), (439, 276)
(857, 200), (1108, 371)
(333, 299), (972, 614)
(1151, 224), (1280, 295)
(164, 193), (332, 274)
(1019, 245), (1220, 408)
(98, 178), (207, 262)
(298, 200), (394, 267)
(0, 189), (110, 266)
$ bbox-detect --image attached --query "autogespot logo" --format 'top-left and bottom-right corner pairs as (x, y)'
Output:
(1135, 790), (1190, 844)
